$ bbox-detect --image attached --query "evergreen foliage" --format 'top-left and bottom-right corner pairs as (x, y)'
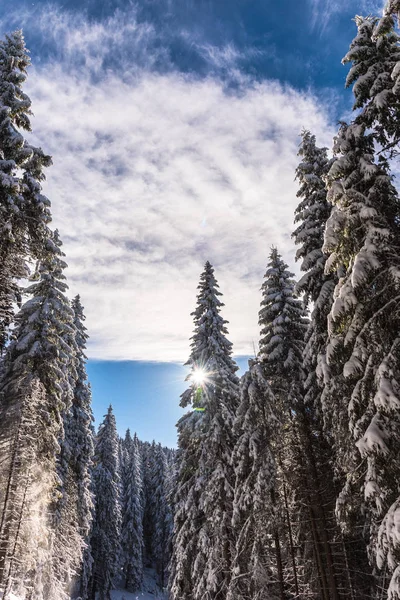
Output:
(228, 361), (278, 600)
(121, 433), (144, 593)
(324, 117), (400, 596)
(259, 247), (308, 389)
(89, 406), (122, 600)
(150, 443), (173, 589)
(293, 130), (336, 418)
(343, 15), (400, 156)
(170, 262), (239, 600)
(0, 30), (52, 352)
(0, 230), (77, 599)
(3, 9), (400, 600)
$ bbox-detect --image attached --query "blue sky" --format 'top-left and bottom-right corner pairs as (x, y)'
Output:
(2, 0), (385, 446)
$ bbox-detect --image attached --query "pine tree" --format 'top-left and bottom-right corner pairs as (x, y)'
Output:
(168, 412), (203, 600)
(57, 295), (95, 600)
(323, 119), (400, 597)
(0, 30), (52, 352)
(343, 14), (400, 156)
(228, 361), (278, 600)
(292, 130), (336, 418)
(292, 131), (370, 600)
(142, 440), (157, 568)
(123, 429), (133, 453)
(384, 0), (400, 27)
(258, 248), (306, 597)
(169, 262), (239, 600)
(121, 433), (144, 592)
(72, 296), (95, 559)
(150, 444), (173, 589)
(89, 406), (122, 600)
(259, 247), (308, 391)
(257, 248), (343, 598)
(0, 230), (76, 599)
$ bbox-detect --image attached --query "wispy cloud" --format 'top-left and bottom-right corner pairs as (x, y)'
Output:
(4, 3), (337, 361)
(309, 0), (387, 33)
(26, 67), (334, 361)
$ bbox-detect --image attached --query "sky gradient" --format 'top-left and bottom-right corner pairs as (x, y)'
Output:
(2, 0), (386, 445)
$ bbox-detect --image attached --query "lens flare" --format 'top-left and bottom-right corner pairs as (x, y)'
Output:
(192, 368), (207, 386)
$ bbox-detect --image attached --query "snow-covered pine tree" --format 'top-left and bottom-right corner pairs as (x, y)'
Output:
(292, 130), (335, 418)
(323, 119), (400, 597)
(0, 229), (77, 599)
(384, 0), (400, 21)
(123, 429), (133, 453)
(343, 14), (400, 157)
(141, 440), (157, 568)
(169, 262), (239, 600)
(259, 247), (308, 392)
(150, 443), (173, 589)
(89, 406), (122, 600)
(292, 130), (371, 600)
(228, 361), (278, 600)
(168, 413), (201, 600)
(121, 433), (144, 592)
(71, 295), (95, 596)
(258, 248), (325, 598)
(55, 295), (95, 600)
(0, 30), (52, 352)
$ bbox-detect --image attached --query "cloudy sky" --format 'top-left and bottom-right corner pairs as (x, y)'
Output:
(2, 0), (386, 445)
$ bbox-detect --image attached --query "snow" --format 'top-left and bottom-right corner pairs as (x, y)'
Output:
(111, 569), (167, 600)
(111, 591), (166, 600)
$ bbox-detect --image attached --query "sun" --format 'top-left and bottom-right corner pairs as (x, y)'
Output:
(191, 368), (207, 386)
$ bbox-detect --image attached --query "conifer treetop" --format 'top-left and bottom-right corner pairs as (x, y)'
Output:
(293, 129), (332, 306)
(0, 30), (31, 131)
(1, 230), (75, 400)
(343, 14), (400, 152)
(259, 247), (308, 376)
(181, 261), (239, 409)
(95, 405), (120, 474)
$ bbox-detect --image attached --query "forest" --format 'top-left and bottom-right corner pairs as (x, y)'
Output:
(2, 1), (400, 599)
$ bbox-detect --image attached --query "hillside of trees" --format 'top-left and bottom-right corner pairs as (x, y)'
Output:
(3, 1), (400, 599)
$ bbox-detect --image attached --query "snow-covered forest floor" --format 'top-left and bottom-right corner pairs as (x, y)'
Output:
(111, 569), (167, 600)
(3, 570), (167, 600)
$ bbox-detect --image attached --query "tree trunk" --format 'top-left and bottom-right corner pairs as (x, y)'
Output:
(3, 470), (30, 599)
(271, 489), (285, 600)
(0, 414), (22, 589)
(282, 483), (299, 598)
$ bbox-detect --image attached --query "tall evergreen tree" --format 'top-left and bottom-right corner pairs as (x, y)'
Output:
(169, 262), (239, 600)
(343, 14), (400, 156)
(0, 30), (52, 352)
(258, 248), (309, 597)
(259, 247), (308, 391)
(323, 119), (400, 597)
(121, 433), (144, 593)
(142, 440), (157, 568)
(89, 406), (122, 600)
(0, 230), (76, 599)
(258, 248), (343, 598)
(56, 295), (95, 600)
(293, 130), (371, 600)
(292, 130), (336, 419)
(150, 443), (173, 589)
(228, 361), (278, 600)
(169, 412), (203, 600)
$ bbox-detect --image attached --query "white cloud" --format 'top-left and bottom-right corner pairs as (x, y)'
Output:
(3, 2), (340, 361)
(25, 65), (335, 361)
